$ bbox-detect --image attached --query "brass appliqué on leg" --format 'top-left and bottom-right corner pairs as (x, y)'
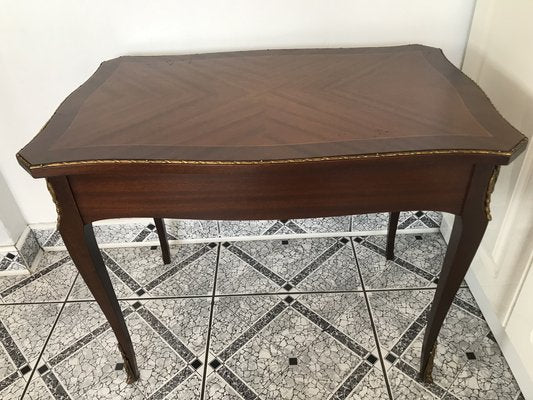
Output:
(484, 166), (500, 221)
(420, 341), (437, 383)
(118, 343), (140, 384)
(46, 179), (62, 226)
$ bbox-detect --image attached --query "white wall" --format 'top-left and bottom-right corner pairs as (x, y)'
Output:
(0, 172), (27, 245)
(0, 0), (476, 224)
(461, 0), (533, 396)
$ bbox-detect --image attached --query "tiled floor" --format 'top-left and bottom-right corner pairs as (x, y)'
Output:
(34, 211), (442, 249)
(0, 218), (524, 399)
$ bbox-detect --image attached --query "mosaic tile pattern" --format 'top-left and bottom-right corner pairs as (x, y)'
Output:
(0, 252), (29, 276)
(166, 219), (219, 240)
(33, 228), (56, 248)
(1, 252), (75, 303)
(0, 223), (524, 399)
(1, 230), (40, 276)
(31, 211), (442, 248)
(17, 230), (40, 269)
(352, 211), (442, 232)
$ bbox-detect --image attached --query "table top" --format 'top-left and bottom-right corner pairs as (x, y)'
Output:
(18, 45), (527, 177)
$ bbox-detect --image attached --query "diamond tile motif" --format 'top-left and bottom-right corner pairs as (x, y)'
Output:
(352, 211), (441, 232)
(354, 236), (435, 289)
(69, 244), (218, 300)
(367, 233), (447, 276)
(291, 216), (351, 233)
(0, 302), (63, 399)
(352, 213), (399, 232)
(446, 336), (521, 399)
(1, 252), (76, 303)
(28, 299), (209, 399)
(207, 294), (386, 400)
(219, 220), (281, 237)
(234, 229), (336, 281)
(1, 214), (523, 399)
(216, 236), (361, 295)
(160, 219), (219, 241)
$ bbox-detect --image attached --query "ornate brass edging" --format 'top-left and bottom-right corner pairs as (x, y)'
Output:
(46, 180), (61, 226)
(485, 166), (501, 221)
(21, 148), (519, 171)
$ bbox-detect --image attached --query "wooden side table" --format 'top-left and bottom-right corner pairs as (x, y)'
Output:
(17, 46), (527, 383)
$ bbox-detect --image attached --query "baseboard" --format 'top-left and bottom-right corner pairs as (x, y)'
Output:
(466, 268), (533, 398)
(40, 227), (442, 252)
(440, 212), (454, 244)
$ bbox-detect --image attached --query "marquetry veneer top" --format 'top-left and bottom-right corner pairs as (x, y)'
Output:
(18, 45), (527, 177)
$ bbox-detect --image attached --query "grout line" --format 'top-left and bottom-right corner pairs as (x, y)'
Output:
(1, 300), (68, 306)
(213, 289), (364, 297)
(59, 294), (214, 303)
(350, 238), (394, 400)
(364, 286), (464, 294)
(0, 285), (470, 306)
(200, 244), (221, 400)
(118, 294), (213, 301)
(20, 272), (80, 399)
(16, 225), (455, 397)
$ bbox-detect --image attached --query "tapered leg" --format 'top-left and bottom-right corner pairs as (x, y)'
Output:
(419, 165), (495, 382)
(386, 211), (400, 260)
(47, 177), (139, 383)
(154, 218), (171, 264)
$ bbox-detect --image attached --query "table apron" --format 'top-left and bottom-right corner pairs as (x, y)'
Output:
(66, 160), (474, 223)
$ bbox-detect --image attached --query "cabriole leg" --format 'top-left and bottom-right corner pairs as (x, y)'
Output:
(154, 218), (171, 264)
(419, 165), (495, 381)
(386, 211), (400, 260)
(47, 176), (140, 383)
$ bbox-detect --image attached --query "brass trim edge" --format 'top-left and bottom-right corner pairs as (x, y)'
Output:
(46, 180), (62, 227)
(16, 153), (32, 169)
(485, 165), (501, 221)
(21, 150), (515, 170)
(18, 136), (528, 171)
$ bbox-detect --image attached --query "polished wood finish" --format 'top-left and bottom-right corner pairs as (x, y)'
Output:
(18, 45), (526, 179)
(154, 218), (171, 264)
(420, 164), (493, 380)
(66, 158), (473, 223)
(386, 212), (400, 260)
(17, 46), (527, 384)
(47, 176), (139, 383)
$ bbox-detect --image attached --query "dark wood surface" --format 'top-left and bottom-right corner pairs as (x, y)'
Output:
(18, 45), (526, 178)
(67, 157), (473, 223)
(19, 46), (528, 384)
(386, 212), (400, 260)
(154, 218), (171, 264)
(420, 164), (494, 380)
(47, 176), (139, 383)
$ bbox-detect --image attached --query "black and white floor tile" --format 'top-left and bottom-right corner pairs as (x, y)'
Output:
(0, 215), (525, 399)
(33, 211), (442, 249)
(0, 252), (28, 276)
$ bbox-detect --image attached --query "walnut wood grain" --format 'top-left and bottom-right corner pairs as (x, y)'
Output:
(18, 45), (526, 178)
(67, 158), (473, 223)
